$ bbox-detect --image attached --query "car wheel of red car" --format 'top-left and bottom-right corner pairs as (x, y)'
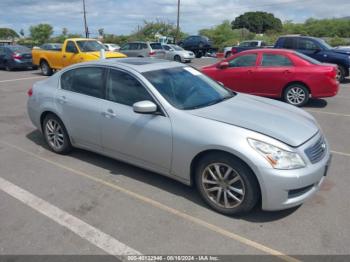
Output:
(284, 84), (309, 107)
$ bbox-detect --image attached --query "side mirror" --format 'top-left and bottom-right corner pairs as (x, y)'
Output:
(218, 61), (229, 69)
(133, 100), (158, 114)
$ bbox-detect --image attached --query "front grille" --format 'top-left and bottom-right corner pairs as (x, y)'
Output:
(305, 137), (327, 164)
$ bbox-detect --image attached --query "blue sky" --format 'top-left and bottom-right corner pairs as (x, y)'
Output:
(1, 0), (349, 37)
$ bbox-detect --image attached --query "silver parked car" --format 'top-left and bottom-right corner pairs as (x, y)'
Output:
(119, 42), (166, 59)
(27, 58), (331, 215)
(162, 44), (195, 63)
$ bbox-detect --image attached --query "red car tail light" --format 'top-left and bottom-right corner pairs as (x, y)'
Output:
(12, 53), (22, 59)
(326, 68), (337, 79)
(27, 87), (33, 97)
(149, 51), (156, 56)
(231, 48), (237, 54)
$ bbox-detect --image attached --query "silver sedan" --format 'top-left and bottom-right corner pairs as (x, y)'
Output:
(27, 58), (331, 214)
(162, 44), (195, 63)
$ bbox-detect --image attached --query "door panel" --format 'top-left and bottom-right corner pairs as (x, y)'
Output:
(56, 67), (106, 150)
(214, 54), (258, 93)
(101, 69), (172, 172)
(252, 53), (295, 97)
(101, 102), (172, 172)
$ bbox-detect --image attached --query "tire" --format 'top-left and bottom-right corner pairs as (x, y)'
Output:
(195, 152), (259, 215)
(283, 84), (310, 107)
(337, 65), (346, 83)
(43, 114), (72, 154)
(40, 60), (53, 76)
(4, 62), (12, 71)
(174, 55), (182, 62)
(225, 51), (232, 58)
(195, 51), (203, 58)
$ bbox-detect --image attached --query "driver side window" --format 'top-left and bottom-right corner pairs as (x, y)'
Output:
(228, 54), (257, 68)
(106, 69), (154, 107)
(66, 41), (78, 53)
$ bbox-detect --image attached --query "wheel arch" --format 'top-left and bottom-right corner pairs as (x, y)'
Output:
(189, 149), (262, 200)
(282, 81), (311, 97)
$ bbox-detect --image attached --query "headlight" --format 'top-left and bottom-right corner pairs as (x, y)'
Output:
(248, 138), (305, 169)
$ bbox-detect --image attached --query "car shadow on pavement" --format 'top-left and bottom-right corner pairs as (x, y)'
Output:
(304, 98), (328, 108)
(26, 130), (300, 222)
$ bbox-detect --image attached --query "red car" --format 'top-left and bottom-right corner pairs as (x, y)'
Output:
(201, 49), (339, 106)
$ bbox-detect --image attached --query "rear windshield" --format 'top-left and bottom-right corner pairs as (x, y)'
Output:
(150, 43), (163, 50)
(7, 46), (30, 53)
(294, 52), (322, 65)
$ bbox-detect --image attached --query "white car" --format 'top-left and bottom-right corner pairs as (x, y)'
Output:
(104, 43), (120, 52)
(162, 44), (195, 63)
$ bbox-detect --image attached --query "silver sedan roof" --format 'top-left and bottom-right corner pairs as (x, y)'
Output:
(86, 58), (184, 73)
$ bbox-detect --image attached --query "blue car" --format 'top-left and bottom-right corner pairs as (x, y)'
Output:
(0, 45), (36, 71)
(275, 36), (350, 82)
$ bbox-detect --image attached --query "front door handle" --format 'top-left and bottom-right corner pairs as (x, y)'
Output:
(102, 109), (117, 119)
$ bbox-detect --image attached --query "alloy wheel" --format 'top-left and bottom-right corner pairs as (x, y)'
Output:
(201, 163), (245, 208)
(45, 119), (65, 150)
(286, 86), (306, 105)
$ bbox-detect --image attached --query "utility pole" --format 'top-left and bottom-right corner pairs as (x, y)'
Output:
(176, 0), (180, 43)
(83, 0), (89, 38)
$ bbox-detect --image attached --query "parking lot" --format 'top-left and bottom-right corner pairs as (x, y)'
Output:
(0, 58), (349, 260)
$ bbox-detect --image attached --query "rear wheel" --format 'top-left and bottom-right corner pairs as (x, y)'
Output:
(225, 51), (232, 58)
(195, 153), (259, 215)
(4, 62), (12, 71)
(40, 60), (53, 76)
(336, 65), (346, 83)
(284, 84), (309, 107)
(195, 51), (203, 58)
(43, 114), (72, 154)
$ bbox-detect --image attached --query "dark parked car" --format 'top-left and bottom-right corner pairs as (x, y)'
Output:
(0, 45), (35, 71)
(178, 35), (213, 58)
(275, 36), (350, 82)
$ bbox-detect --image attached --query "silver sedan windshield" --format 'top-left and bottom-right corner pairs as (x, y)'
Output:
(143, 67), (234, 110)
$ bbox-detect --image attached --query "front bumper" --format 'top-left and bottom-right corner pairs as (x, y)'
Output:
(257, 134), (331, 211)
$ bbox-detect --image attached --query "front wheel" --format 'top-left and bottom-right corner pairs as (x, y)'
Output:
(174, 55), (182, 62)
(284, 84), (309, 107)
(40, 60), (53, 76)
(43, 114), (72, 154)
(195, 153), (259, 215)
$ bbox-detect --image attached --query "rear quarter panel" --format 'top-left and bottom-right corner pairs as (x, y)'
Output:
(32, 49), (63, 69)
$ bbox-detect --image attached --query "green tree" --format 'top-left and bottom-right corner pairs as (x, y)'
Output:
(199, 21), (255, 50)
(133, 20), (187, 42)
(29, 24), (53, 45)
(232, 12), (282, 33)
(0, 28), (19, 39)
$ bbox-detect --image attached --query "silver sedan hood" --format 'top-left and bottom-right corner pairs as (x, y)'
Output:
(189, 94), (319, 147)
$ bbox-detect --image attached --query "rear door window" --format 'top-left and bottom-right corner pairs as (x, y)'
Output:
(150, 43), (162, 50)
(261, 54), (293, 66)
(61, 67), (105, 98)
(298, 39), (318, 50)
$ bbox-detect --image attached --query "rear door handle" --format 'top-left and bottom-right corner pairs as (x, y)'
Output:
(102, 109), (117, 119)
(57, 95), (67, 104)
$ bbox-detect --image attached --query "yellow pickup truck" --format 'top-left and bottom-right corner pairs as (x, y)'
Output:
(32, 38), (126, 76)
